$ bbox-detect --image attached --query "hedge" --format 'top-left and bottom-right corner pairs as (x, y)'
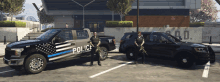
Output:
(0, 21), (26, 27)
(189, 22), (204, 27)
(106, 21), (133, 27)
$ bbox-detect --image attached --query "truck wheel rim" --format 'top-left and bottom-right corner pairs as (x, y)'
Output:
(182, 58), (187, 63)
(101, 48), (107, 58)
(29, 58), (44, 71)
(130, 53), (133, 56)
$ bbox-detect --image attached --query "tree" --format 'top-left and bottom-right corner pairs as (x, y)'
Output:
(190, 0), (218, 23)
(0, 0), (11, 21)
(107, 0), (134, 21)
(37, 6), (54, 24)
(2, 0), (25, 21)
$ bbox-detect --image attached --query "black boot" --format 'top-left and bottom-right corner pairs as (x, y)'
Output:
(98, 63), (101, 66)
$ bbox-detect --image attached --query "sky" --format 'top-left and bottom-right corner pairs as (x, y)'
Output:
(19, 0), (220, 22)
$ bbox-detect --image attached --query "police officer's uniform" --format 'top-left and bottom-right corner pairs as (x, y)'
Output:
(134, 34), (146, 64)
(90, 35), (101, 66)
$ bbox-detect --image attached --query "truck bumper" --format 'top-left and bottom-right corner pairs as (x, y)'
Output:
(3, 57), (24, 66)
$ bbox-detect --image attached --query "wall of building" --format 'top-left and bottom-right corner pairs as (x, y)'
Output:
(17, 28), (31, 41)
(54, 15), (74, 28)
(104, 27), (203, 43)
(125, 16), (190, 27)
(0, 27), (30, 42)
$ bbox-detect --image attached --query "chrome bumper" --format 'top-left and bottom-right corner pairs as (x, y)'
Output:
(3, 57), (24, 66)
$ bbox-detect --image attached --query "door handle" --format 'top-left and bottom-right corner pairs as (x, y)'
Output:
(71, 43), (75, 45)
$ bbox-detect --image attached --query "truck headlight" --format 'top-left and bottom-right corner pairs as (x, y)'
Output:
(194, 47), (206, 53)
(11, 48), (24, 57)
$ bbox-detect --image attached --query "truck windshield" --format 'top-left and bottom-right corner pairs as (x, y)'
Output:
(164, 33), (181, 42)
(36, 29), (61, 41)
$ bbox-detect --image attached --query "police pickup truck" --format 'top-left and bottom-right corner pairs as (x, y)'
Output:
(3, 28), (115, 74)
(119, 31), (215, 68)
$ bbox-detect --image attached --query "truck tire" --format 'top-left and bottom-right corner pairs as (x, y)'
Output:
(176, 54), (194, 68)
(24, 54), (47, 74)
(100, 47), (108, 61)
(126, 48), (135, 60)
(10, 66), (23, 71)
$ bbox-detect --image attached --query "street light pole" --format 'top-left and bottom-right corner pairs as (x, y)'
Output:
(71, 0), (95, 28)
(137, 0), (139, 32)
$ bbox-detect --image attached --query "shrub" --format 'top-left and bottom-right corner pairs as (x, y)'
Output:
(0, 21), (26, 27)
(189, 22), (204, 27)
(106, 21), (133, 27)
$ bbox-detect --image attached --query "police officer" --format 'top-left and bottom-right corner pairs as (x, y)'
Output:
(89, 32), (101, 66)
(134, 31), (147, 64)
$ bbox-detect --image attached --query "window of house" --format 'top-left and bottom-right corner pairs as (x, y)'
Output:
(175, 31), (180, 37)
(184, 31), (189, 39)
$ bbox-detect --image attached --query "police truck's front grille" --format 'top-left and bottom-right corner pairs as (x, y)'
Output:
(5, 48), (14, 60)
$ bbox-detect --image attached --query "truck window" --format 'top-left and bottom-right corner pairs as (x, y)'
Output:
(143, 34), (150, 42)
(64, 30), (73, 40)
(56, 30), (73, 42)
(126, 35), (133, 39)
(76, 30), (89, 39)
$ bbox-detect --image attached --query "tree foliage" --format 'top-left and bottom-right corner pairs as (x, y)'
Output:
(37, 8), (54, 24)
(2, 0), (25, 21)
(190, 0), (218, 23)
(107, 0), (134, 21)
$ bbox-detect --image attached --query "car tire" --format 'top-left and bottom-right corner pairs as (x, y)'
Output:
(100, 47), (108, 61)
(176, 54), (194, 68)
(10, 66), (23, 71)
(126, 48), (135, 60)
(24, 54), (47, 74)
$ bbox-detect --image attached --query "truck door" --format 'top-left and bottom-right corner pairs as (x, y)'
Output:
(74, 30), (91, 54)
(49, 30), (76, 61)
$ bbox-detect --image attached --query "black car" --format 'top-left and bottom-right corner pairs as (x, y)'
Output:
(119, 31), (215, 68)
(3, 28), (116, 74)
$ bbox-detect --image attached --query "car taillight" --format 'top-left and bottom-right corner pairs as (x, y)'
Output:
(113, 39), (115, 44)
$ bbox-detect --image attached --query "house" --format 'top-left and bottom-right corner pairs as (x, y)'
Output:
(41, 0), (201, 32)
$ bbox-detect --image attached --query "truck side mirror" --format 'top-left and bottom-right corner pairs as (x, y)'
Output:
(55, 37), (62, 43)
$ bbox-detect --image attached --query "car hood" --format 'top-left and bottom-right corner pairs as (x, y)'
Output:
(176, 41), (206, 48)
(6, 39), (44, 48)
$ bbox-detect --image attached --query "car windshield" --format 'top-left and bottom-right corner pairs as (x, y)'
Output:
(36, 29), (61, 40)
(164, 33), (181, 42)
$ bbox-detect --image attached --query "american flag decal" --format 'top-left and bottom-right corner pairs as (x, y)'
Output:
(36, 42), (56, 55)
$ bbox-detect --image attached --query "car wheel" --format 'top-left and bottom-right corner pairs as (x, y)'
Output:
(10, 66), (23, 71)
(176, 54), (194, 68)
(24, 54), (47, 74)
(126, 48), (135, 60)
(100, 47), (108, 61)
